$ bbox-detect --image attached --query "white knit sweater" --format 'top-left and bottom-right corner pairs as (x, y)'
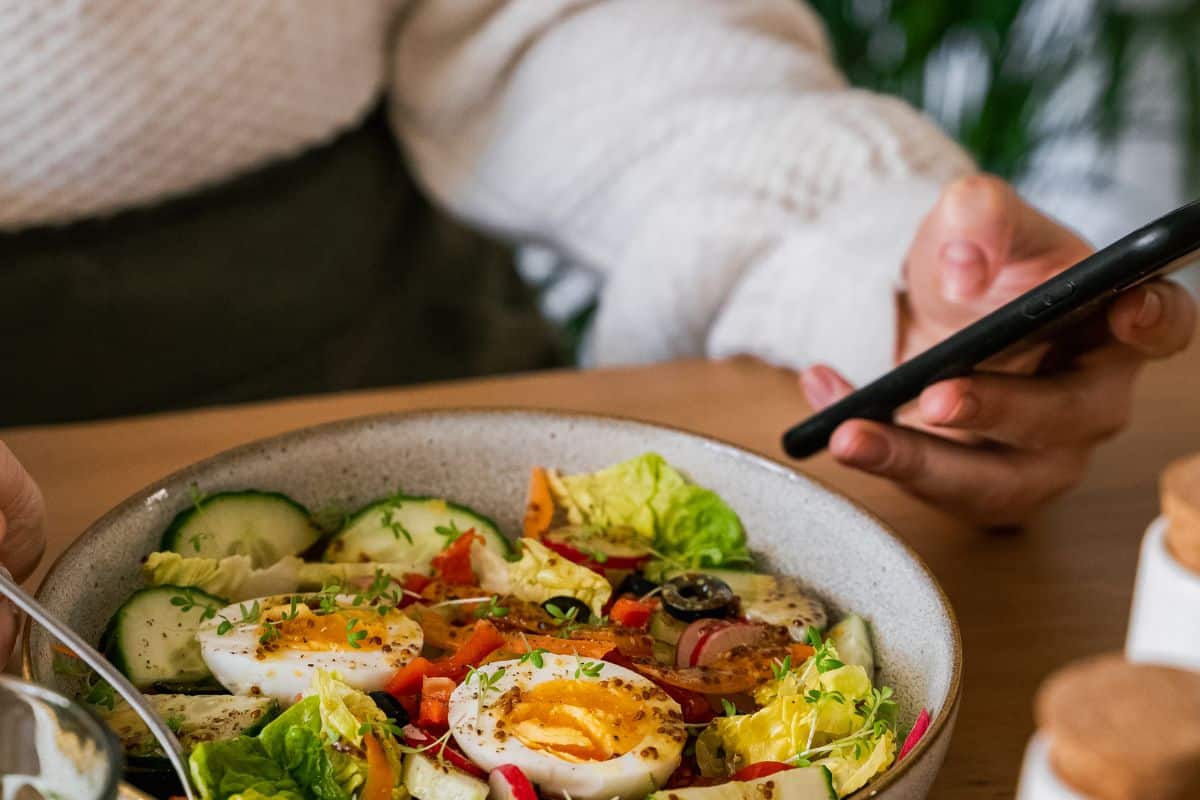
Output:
(0, 0), (973, 385)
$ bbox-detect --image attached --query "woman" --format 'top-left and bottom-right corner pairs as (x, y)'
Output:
(1, 2), (1196, 667)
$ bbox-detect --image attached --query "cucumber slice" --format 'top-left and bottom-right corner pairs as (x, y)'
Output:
(403, 754), (488, 800)
(647, 765), (836, 799)
(827, 614), (876, 678)
(649, 610), (688, 646)
(102, 585), (223, 689)
(99, 694), (278, 761)
(323, 495), (514, 573)
(161, 490), (320, 568)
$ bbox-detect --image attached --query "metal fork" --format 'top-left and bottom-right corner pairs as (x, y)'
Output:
(0, 570), (197, 800)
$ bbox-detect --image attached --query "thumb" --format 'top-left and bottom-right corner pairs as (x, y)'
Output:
(925, 175), (1019, 303)
(800, 364), (856, 411)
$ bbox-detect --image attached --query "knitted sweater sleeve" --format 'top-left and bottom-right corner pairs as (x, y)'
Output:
(390, 0), (975, 384)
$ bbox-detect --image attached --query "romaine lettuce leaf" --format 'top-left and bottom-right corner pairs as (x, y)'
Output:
(311, 671), (405, 795)
(189, 737), (305, 800)
(259, 696), (365, 800)
(142, 552), (301, 601)
(506, 539), (612, 616)
(549, 453), (750, 570)
(144, 552), (420, 603)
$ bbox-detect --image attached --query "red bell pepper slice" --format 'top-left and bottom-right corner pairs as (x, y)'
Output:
(609, 596), (654, 629)
(418, 675), (456, 729)
(732, 762), (793, 782)
(431, 530), (479, 585)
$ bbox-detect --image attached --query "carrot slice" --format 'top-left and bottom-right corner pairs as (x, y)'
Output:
(523, 467), (554, 539)
(362, 734), (394, 800)
(448, 620), (506, 668)
(504, 633), (614, 660)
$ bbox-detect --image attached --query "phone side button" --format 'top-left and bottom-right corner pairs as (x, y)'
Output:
(1022, 281), (1075, 318)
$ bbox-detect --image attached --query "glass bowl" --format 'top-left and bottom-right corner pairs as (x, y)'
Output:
(0, 673), (121, 800)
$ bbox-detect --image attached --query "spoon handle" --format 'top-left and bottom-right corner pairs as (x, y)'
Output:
(0, 571), (197, 800)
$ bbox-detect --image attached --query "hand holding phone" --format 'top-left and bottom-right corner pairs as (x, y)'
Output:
(785, 178), (1199, 525)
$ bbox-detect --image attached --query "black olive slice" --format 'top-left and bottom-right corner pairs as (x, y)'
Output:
(661, 574), (734, 621)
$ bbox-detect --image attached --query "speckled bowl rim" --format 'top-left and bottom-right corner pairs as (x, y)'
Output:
(24, 406), (963, 798)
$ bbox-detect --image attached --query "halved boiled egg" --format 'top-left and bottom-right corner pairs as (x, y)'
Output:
(196, 594), (422, 704)
(448, 653), (685, 800)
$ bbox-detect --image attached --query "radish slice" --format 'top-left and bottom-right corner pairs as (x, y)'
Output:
(401, 724), (488, 779)
(685, 621), (768, 667)
(542, 526), (653, 570)
(898, 708), (931, 760)
(489, 764), (538, 800)
(677, 619), (731, 668)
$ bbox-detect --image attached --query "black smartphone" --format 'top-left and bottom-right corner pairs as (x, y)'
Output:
(782, 199), (1200, 459)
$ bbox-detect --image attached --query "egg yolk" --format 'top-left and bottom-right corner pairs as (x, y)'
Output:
(503, 678), (665, 762)
(267, 607), (388, 652)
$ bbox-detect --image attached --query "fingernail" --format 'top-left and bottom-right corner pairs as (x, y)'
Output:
(924, 386), (979, 425)
(940, 241), (988, 301)
(801, 369), (834, 410)
(1136, 287), (1164, 329)
(836, 429), (890, 469)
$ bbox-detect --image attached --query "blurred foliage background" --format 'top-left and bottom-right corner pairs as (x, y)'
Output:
(810, 0), (1200, 192)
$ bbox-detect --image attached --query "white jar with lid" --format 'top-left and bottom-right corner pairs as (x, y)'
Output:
(1126, 516), (1200, 670)
(1126, 454), (1200, 670)
(1014, 654), (1200, 800)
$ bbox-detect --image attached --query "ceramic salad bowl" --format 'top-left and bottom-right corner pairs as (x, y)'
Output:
(25, 409), (961, 799)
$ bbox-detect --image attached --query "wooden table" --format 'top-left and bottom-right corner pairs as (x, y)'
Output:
(5, 347), (1200, 799)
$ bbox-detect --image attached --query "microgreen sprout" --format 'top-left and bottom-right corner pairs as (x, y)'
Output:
(434, 521), (465, 546)
(474, 595), (509, 620)
(574, 660), (603, 679)
(258, 619), (282, 645)
(357, 719), (404, 739)
(789, 686), (896, 765)
(380, 505), (414, 545)
(805, 626), (844, 673)
(216, 599), (263, 636)
(518, 648), (548, 669)
(170, 589), (218, 621)
(543, 602), (579, 626)
(53, 654), (118, 711)
(346, 617), (367, 649)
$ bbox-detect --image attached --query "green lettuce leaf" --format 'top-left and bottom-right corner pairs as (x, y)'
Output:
(259, 696), (365, 800)
(189, 737), (305, 800)
(549, 453), (750, 570)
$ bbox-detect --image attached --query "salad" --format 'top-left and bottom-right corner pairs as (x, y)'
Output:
(61, 453), (928, 800)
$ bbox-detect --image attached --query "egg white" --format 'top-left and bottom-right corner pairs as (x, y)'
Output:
(449, 654), (685, 800)
(196, 594), (423, 705)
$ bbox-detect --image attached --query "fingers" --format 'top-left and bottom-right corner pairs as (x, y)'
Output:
(1106, 280), (1197, 359)
(929, 175), (1020, 301)
(799, 364), (854, 411)
(829, 419), (1088, 526)
(915, 364), (1137, 449)
(0, 441), (46, 582)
